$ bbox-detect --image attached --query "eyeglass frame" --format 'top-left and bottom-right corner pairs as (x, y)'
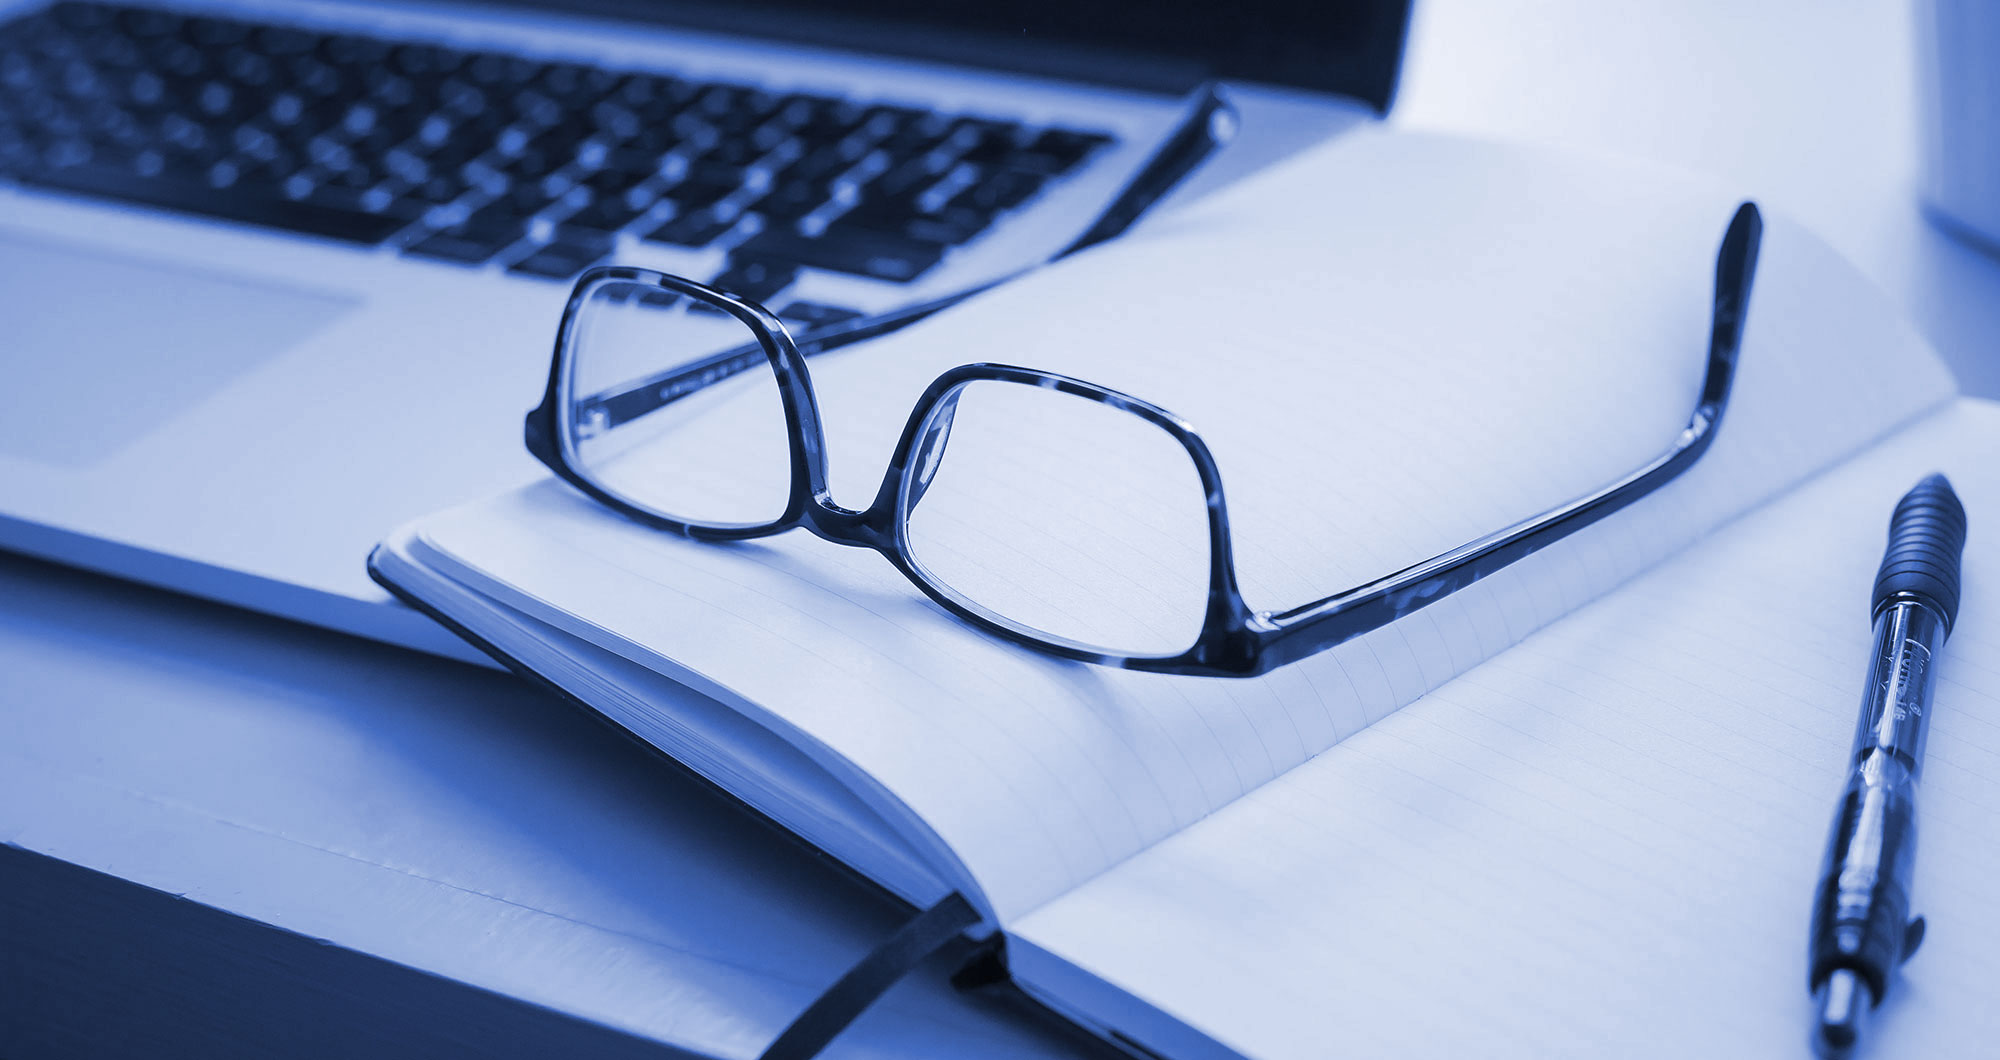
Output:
(524, 202), (1763, 678)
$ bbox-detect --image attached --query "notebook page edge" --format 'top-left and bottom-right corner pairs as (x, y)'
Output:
(377, 522), (968, 910)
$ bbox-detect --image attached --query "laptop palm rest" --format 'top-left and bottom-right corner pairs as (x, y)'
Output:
(0, 230), (356, 467)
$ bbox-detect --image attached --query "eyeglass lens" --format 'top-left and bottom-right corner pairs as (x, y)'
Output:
(899, 378), (1212, 657)
(562, 279), (793, 528)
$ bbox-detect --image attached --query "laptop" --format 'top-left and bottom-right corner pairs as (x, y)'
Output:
(0, 0), (1409, 662)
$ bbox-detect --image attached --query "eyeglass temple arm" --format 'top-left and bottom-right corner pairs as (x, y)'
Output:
(571, 84), (1237, 433)
(1246, 201), (1764, 674)
(573, 291), (973, 433)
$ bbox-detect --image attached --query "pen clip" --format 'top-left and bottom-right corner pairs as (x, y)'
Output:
(787, 81), (1237, 358)
(1055, 80), (1238, 260)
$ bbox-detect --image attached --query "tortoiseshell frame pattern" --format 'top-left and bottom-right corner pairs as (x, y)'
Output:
(526, 203), (1764, 677)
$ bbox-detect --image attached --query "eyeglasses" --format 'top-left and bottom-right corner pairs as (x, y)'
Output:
(525, 203), (1763, 677)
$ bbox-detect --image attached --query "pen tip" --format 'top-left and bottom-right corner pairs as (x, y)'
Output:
(1812, 969), (1873, 1060)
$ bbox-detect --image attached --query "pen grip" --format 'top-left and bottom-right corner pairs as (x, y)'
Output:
(1809, 768), (1918, 1001)
(1871, 474), (1968, 633)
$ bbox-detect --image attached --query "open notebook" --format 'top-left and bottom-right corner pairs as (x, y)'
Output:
(371, 130), (1999, 1058)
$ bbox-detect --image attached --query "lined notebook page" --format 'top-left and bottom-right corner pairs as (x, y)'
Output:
(1010, 400), (2000, 1060)
(411, 131), (1954, 921)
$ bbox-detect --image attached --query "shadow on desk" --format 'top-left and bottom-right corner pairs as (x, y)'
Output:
(0, 552), (1093, 1059)
(2, 846), (701, 1058)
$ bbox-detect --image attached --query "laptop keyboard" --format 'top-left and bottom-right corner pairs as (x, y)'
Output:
(0, 0), (1117, 305)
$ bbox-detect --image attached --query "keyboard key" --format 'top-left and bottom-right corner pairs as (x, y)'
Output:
(496, 145), (564, 181)
(772, 145), (855, 188)
(595, 152), (663, 181)
(609, 71), (691, 109)
(736, 222), (945, 283)
(460, 51), (540, 89)
(642, 209), (738, 248)
(318, 31), (389, 68)
(491, 180), (570, 217)
(457, 197), (540, 234)
(390, 42), (458, 78)
(776, 301), (862, 331)
(561, 195), (651, 234)
(693, 82), (775, 121)
(696, 138), (765, 168)
(873, 117), (955, 161)
(658, 170), (737, 212)
(400, 173), (469, 204)
(842, 194), (988, 246)
(302, 183), (425, 225)
(859, 103), (926, 130)
(897, 207), (991, 246)
(748, 180), (826, 223)
(704, 259), (796, 305)
(21, 160), (409, 243)
(314, 162), (386, 192)
(962, 167), (1043, 211)
(1015, 128), (1113, 175)
(403, 201), (531, 263)
(956, 127), (1024, 169)
(580, 166), (645, 197)
(507, 235), (610, 280)
(403, 226), (522, 264)
(863, 158), (942, 202)
(778, 95), (867, 144)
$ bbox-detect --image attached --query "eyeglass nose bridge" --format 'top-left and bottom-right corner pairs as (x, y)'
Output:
(795, 499), (897, 553)
(792, 374), (970, 558)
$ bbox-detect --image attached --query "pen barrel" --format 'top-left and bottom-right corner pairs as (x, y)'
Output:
(1848, 601), (1948, 780)
(1808, 756), (1918, 1003)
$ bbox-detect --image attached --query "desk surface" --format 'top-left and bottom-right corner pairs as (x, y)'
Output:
(9, 2), (2000, 1057)
(0, 550), (1099, 1058)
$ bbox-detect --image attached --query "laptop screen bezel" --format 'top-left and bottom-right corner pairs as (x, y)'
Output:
(472, 0), (1413, 113)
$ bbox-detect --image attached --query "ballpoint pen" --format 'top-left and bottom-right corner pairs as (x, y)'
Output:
(1808, 473), (1969, 1058)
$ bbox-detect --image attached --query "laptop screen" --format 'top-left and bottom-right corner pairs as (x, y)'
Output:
(512, 0), (1412, 112)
